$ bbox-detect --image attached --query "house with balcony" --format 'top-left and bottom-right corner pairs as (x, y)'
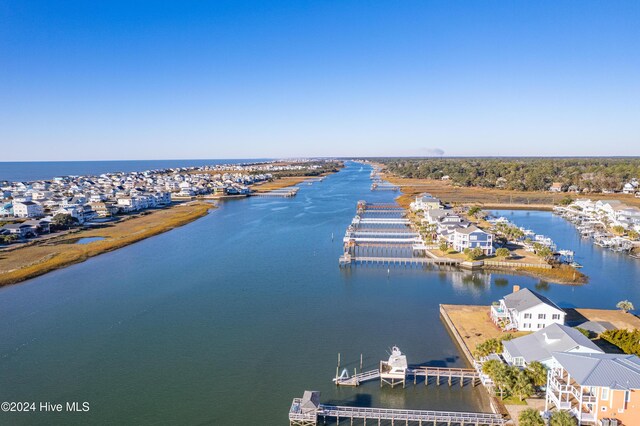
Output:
(502, 323), (602, 368)
(409, 193), (441, 212)
(452, 225), (494, 255)
(490, 286), (565, 332)
(546, 352), (640, 425)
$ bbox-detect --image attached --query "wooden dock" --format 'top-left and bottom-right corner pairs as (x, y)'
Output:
(251, 187), (300, 197)
(289, 395), (506, 426)
(339, 256), (461, 267)
(334, 367), (479, 387)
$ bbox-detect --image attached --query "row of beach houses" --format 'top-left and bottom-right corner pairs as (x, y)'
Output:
(410, 193), (495, 255)
(486, 286), (640, 425)
(0, 161), (324, 240)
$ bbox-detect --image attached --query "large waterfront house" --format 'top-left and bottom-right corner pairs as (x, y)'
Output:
(502, 323), (603, 368)
(12, 201), (44, 218)
(409, 193), (441, 212)
(546, 352), (640, 425)
(452, 225), (494, 255)
(491, 287), (565, 332)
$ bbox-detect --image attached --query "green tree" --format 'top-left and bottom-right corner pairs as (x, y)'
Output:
(438, 239), (449, 252)
(464, 247), (484, 260)
(3, 234), (19, 244)
(525, 361), (548, 388)
(512, 370), (535, 401)
(628, 230), (639, 240)
(549, 410), (577, 426)
(52, 213), (77, 230)
(617, 300), (635, 313)
(575, 327), (592, 339)
(468, 206), (482, 217)
(495, 247), (510, 258)
(519, 408), (544, 426)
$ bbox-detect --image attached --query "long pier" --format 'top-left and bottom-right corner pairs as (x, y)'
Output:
(251, 187), (300, 197)
(290, 396), (505, 426)
(339, 256), (460, 267)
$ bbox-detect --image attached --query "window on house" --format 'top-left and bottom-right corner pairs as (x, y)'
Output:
(538, 324), (543, 329)
(625, 390), (631, 402)
(538, 314), (546, 319)
(524, 313), (531, 319)
(552, 314), (561, 320)
(602, 388), (609, 400)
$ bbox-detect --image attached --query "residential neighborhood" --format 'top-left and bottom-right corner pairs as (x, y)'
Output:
(0, 160), (330, 244)
(410, 193), (495, 256)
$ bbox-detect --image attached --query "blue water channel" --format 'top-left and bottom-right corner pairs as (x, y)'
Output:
(0, 162), (638, 425)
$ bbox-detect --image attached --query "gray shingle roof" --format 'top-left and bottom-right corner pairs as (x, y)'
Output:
(503, 323), (602, 363)
(552, 352), (640, 390)
(503, 288), (563, 313)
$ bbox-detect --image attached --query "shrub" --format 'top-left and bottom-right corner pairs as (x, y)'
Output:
(495, 247), (510, 258)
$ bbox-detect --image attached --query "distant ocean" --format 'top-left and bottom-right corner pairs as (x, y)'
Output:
(0, 159), (270, 182)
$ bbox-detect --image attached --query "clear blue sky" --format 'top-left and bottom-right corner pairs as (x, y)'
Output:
(1, 1), (639, 160)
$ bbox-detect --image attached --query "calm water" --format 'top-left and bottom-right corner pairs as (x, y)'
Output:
(0, 162), (638, 425)
(75, 237), (106, 245)
(0, 159), (269, 182)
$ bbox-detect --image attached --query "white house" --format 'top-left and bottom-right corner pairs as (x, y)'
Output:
(490, 286), (565, 332)
(502, 323), (603, 367)
(452, 225), (494, 255)
(409, 193), (441, 212)
(12, 201), (44, 218)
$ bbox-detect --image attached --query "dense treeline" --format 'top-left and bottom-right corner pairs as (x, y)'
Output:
(601, 329), (640, 356)
(380, 158), (640, 192)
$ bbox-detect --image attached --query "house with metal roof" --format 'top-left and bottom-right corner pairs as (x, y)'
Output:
(502, 323), (603, 367)
(546, 352), (640, 425)
(490, 286), (565, 332)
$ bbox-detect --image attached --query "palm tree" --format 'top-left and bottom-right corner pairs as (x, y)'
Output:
(511, 370), (535, 401)
(550, 410), (577, 426)
(519, 408), (544, 426)
(617, 300), (634, 313)
(526, 361), (548, 388)
(494, 365), (515, 399)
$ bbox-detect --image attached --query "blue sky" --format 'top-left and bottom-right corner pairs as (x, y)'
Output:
(1, 1), (639, 160)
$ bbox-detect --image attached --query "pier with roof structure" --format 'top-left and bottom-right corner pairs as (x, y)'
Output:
(332, 347), (480, 388)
